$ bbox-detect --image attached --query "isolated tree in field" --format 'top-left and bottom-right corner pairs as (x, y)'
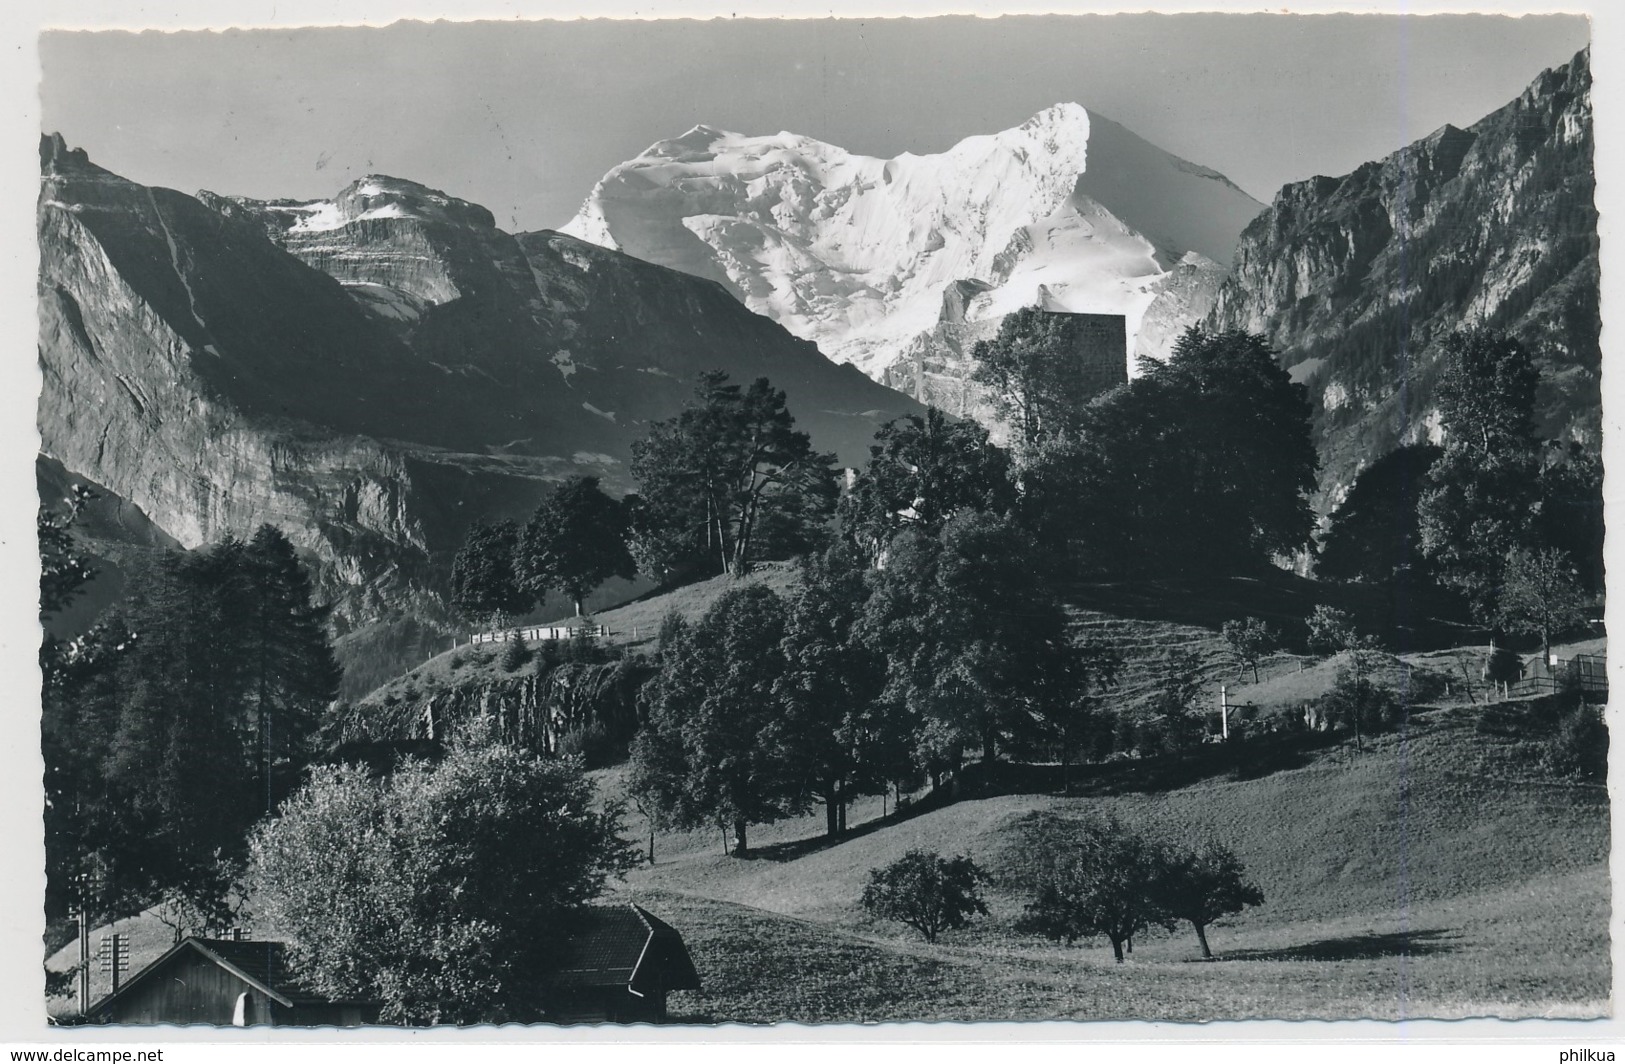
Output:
(1151, 841), (1264, 959)
(630, 372), (836, 577)
(1317, 444), (1442, 585)
(971, 307), (1099, 456)
(861, 850), (989, 943)
(519, 475), (635, 616)
(1057, 328), (1317, 576)
(1221, 617), (1279, 684)
(1496, 546), (1589, 663)
(248, 729), (636, 1025)
(450, 519), (531, 627)
(842, 406), (1015, 558)
(1015, 813), (1168, 963)
(632, 586), (799, 855)
(1418, 330), (1543, 619)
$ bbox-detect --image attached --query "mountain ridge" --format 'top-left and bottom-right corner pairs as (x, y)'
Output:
(38, 137), (923, 680)
(1206, 47), (1598, 511)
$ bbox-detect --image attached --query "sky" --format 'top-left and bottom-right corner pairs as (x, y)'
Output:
(37, 12), (1590, 232)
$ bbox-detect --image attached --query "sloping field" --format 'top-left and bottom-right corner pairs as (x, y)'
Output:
(609, 704), (1608, 1022)
(637, 866), (1607, 1023)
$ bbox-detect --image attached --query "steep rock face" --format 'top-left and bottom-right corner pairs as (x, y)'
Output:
(213, 177), (921, 473)
(40, 139), (922, 669)
(563, 104), (1262, 397)
(1207, 50), (1598, 509)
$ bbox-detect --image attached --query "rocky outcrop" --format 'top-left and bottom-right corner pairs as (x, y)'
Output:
(1207, 49), (1598, 509)
(339, 658), (645, 754)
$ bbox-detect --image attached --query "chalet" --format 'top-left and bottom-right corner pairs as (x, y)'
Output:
(86, 904), (700, 1027)
(88, 937), (379, 1027)
(545, 903), (702, 1024)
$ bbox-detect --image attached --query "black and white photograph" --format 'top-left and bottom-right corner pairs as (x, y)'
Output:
(6, 0), (1614, 1039)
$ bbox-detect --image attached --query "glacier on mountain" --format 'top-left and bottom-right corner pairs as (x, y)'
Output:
(563, 103), (1264, 383)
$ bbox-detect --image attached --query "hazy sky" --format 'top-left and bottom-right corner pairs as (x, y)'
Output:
(40, 13), (1591, 234)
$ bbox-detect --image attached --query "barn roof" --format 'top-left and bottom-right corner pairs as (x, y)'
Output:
(91, 937), (375, 1016)
(550, 903), (701, 994)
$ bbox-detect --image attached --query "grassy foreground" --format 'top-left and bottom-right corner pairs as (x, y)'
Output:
(610, 701), (1610, 1024)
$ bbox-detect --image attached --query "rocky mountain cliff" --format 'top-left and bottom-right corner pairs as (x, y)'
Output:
(563, 105), (1264, 400)
(39, 138), (922, 683)
(1207, 49), (1598, 509)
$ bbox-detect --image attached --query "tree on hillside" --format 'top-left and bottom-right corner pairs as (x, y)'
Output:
(776, 542), (887, 838)
(1150, 840), (1264, 959)
(858, 511), (1088, 771)
(239, 526), (343, 802)
(1317, 653), (1401, 752)
(1048, 328), (1317, 576)
(1015, 813), (1169, 962)
(1221, 617), (1279, 684)
(450, 520), (531, 628)
(1432, 328), (1540, 460)
(629, 372), (837, 577)
(1134, 647), (1206, 758)
(631, 586), (799, 855)
(518, 475), (635, 617)
(841, 406), (1015, 559)
(1496, 546), (1590, 663)
(1418, 330), (1543, 620)
(971, 307), (1098, 456)
(1534, 444), (1605, 596)
(45, 531), (340, 927)
(1304, 605), (1360, 658)
(861, 850), (989, 944)
(1317, 444), (1443, 585)
(248, 729), (636, 1024)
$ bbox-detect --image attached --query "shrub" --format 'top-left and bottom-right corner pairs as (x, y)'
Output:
(861, 850), (989, 943)
(1547, 703), (1607, 781)
(556, 720), (619, 769)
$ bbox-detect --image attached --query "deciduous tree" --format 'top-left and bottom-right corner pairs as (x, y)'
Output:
(1496, 546), (1589, 663)
(841, 406), (1015, 559)
(1015, 813), (1169, 963)
(248, 730), (636, 1025)
(1151, 841), (1263, 959)
(1221, 617), (1279, 684)
(861, 850), (989, 943)
(449, 520), (530, 628)
(519, 475), (635, 617)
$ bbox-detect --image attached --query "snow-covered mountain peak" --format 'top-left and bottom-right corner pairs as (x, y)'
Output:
(562, 105), (1263, 381)
(216, 174), (497, 236)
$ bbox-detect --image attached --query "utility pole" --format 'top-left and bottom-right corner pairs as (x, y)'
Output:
(1220, 685), (1230, 740)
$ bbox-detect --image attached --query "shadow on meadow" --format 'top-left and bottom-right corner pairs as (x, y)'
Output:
(1216, 927), (1460, 963)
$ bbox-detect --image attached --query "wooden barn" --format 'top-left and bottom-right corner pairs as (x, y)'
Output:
(88, 938), (379, 1027)
(545, 903), (702, 1023)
